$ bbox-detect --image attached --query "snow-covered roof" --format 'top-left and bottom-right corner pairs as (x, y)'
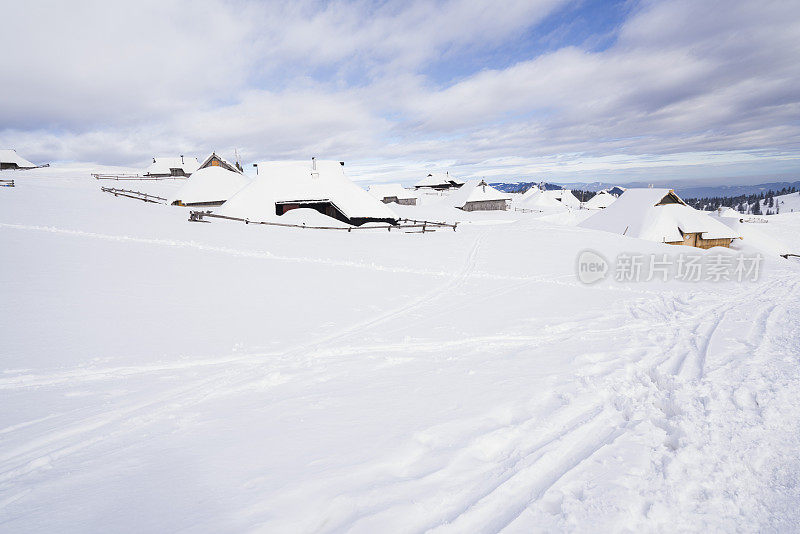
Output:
(580, 188), (741, 242)
(0, 149), (37, 168)
(198, 152), (242, 174)
(217, 160), (398, 223)
(585, 191), (617, 209)
(717, 207), (741, 218)
(367, 183), (419, 201)
(448, 179), (511, 208)
(168, 166), (250, 206)
(517, 188), (569, 210)
(518, 184), (541, 200)
(144, 156), (199, 176)
(557, 189), (581, 208)
(414, 172), (465, 188)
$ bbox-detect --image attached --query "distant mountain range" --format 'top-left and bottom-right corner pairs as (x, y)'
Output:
(490, 180), (800, 199)
(489, 181), (558, 193)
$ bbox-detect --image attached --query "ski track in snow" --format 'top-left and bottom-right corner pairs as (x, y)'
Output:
(0, 223), (507, 283)
(294, 273), (800, 532)
(1, 217), (799, 531)
(0, 222), (662, 294)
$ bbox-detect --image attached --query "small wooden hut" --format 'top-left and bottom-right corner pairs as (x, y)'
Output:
(144, 156), (199, 177)
(0, 149), (38, 170)
(168, 166), (250, 207)
(449, 179), (511, 211)
(368, 184), (419, 205)
(584, 190), (617, 209)
(414, 172), (464, 191)
(217, 159), (398, 226)
(580, 188), (741, 249)
(198, 152), (243, 174)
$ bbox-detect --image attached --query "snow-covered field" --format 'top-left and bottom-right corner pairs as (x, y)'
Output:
(2, 166), (800, 532)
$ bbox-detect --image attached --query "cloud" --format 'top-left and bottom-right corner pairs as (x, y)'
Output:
(1, 0), (799, 183)
(0, 0), (254, 129)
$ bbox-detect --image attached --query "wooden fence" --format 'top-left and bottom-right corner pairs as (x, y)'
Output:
(189, 210), (458, 233)
(100, 187), (167, 204)
(92, 173), (188, 181)
(513, 207), (543, 213)
(98, 185), (457, 233)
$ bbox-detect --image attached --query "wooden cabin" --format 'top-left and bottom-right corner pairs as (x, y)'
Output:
(198, 152), (243, 174)
(0, 149), (38, 170)
(144, 156), (199, 177)
(414, 172), (465, 191)
(580, 188), (741, 249)
(368, 184), (419, 206)
(217, 159), (399, 226)
(450, 179), (511, 211)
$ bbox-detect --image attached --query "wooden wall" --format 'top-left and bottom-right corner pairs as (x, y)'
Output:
(462, 200), (509, 211)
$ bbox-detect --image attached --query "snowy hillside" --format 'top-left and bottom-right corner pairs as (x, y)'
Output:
(766, 191), (800, 213)
(2, 166), (800, 532)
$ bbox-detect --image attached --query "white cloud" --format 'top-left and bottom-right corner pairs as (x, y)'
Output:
(1, 0), (799, 183)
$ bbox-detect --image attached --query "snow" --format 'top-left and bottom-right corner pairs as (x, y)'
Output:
(367, 183), (419, 202)
(2, 165), (800, 532)
(217, 160), (397, 223)
(144, 156), (199, 176)
(714, 214), (794, 256)
(584, 190), (617, 209)
(580, 188), (741, 243)
(0, 149), (37, 169)
(765, 191), (800, 214)
(447, 179), (511, 208)
(516, 188), (570, 212)
(167, 166), (251, 206)
(414, 172), (464, 188)
(557, 189), (582, 209)
(717, 206), (741, 218)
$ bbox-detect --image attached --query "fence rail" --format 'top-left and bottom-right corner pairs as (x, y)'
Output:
(513, 207), (543, 213)
(100, 187), (167, 204)
(0, 179), (14, 187)
(92, 173), (188, 181)
(189, 210), (457, 232)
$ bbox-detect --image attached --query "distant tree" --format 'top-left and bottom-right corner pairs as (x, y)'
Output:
(752, 201), (762, 215)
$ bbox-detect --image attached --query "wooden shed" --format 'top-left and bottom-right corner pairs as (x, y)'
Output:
(198, 152), (243, 174)
(367, 184), (419, 205)
(168, 166), (250, 207)
(414, 172), (464, 191)
(0, 149), (38, 170)
(217, 159), (398, 226)
(449, 179), (511, 211)
(579, 188), (741, 249)
(144, 156), (199, 177)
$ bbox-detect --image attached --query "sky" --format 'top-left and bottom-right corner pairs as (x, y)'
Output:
(1, 0), (799, 184)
